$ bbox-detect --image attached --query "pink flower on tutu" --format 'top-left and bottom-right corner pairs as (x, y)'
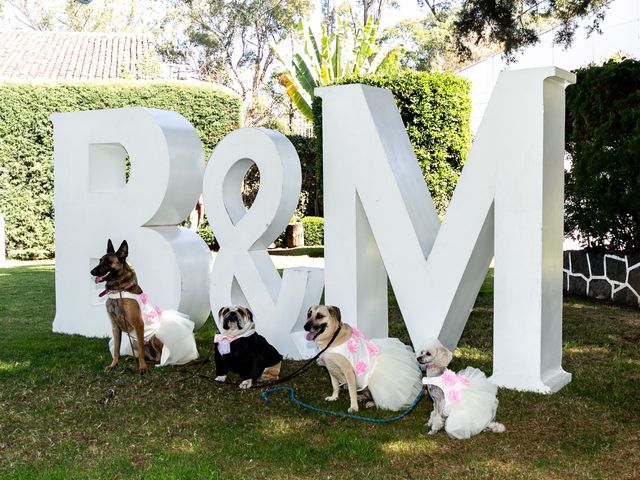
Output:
(155, 306), (163, 315)
(442, 369), (458, 387)
(447, 389), (461, 403)
(347, 339), (359, 353)
(366, 341), (379, 357)
(355, 360), (368, 376)
(351, 327), (363, 338)
(140, 293), (149, 304)
(458, 374), (470, 385)
(147, 309), (158, 323)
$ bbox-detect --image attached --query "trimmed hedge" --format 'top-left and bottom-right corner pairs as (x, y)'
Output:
(312, 70), (472, 214)
(0, 81), (242, 259)
(302, 216), (324, 246)
(564, 58), (640, 252)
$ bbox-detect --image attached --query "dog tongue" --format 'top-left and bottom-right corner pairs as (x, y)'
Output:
(305, 332), (315, 342)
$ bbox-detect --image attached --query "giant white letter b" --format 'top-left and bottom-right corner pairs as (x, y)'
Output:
(52, 108), (212, 337)
(319, 67), (575, 393)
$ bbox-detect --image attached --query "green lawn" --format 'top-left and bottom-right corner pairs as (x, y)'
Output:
(0, 265), (639, 479)
(268, 246), (325, 257)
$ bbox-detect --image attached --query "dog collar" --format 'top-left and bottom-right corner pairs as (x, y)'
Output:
(214, 329), (255, 355)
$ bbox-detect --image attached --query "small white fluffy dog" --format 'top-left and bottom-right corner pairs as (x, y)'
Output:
(416, 338), (505, 439)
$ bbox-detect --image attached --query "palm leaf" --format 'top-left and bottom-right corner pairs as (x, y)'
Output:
(353, 17), (378, 75)
(320, 59), (330, 85)
(321, 26), (332, 83)
(277, 72), (313, 121)
(371, 47), (400, 74)
(293, 53), (318, 96)
(332, 33), (342, 79)
(307, 26), (323, 70)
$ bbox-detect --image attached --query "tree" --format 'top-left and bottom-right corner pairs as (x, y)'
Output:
(453, 0), (612, 61)
(273, 17), (399, 120)
(316, 0), (400, 40)
(564, 58), (640, 252)
(160, 0), (312, 126)
(382, 8), (500, 72)
(2, 0), (150, 32)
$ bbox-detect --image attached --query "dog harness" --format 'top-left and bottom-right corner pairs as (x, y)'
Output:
(323, 328), (381, 391)
(214, 329), (256, 355)
(106, 291), (163, 342)
(422, 369), (471, 406)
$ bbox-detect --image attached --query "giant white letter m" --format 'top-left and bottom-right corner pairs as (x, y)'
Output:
(318, 67), (575, 393)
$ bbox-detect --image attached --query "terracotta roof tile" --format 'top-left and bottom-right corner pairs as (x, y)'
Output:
(0, 30), (160, 81)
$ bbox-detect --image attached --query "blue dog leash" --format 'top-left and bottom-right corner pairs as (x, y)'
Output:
(261, 386), (426, 423)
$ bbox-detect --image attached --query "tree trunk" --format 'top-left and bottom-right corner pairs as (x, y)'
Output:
(285, 222), (304, 248)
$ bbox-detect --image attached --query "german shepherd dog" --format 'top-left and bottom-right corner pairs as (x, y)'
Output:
(90, 239), (163, 373)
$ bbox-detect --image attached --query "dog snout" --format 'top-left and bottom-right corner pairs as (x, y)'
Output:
(223, 311), (242, 330)
(303, 321), (312, 332)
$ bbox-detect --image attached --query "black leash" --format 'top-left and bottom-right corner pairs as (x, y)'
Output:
(96, 297), (344, 402)
(180, 324), (343, 390)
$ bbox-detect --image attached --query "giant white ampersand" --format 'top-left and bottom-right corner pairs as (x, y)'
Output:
(204, 128), (324, 359)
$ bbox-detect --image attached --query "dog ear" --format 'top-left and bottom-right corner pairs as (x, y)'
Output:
(107, 239), (115, 254)
(116, 240), (129, 260)
(436, 343), (453, 368)
(327, 305), (341, 323)
(244, 307), (253, 322)
(218, 307), (229, 320)
(307, 307), (313, 319)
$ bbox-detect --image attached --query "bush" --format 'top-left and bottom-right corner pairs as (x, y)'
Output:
(302, 216), (324, 246)
(312, 70), (471, 214)
(0, 81), (242, 259)
(287, 135), (317, 217)
(564, 58), (640, 252)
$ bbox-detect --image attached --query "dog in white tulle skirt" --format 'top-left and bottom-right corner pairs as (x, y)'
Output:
(416, 338), (506, 439)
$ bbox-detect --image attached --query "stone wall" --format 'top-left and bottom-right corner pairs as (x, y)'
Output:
(563, 250), (640, 307)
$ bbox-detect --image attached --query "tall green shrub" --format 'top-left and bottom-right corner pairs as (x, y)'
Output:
(0, 81), (242, 259)
(312, 70), (471, 214)
(301, 216), (324, 245)
(565, 58), (640, 252)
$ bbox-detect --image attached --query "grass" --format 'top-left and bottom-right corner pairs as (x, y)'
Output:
(268, 246), (324, 257)
(0, 265), (639, 479)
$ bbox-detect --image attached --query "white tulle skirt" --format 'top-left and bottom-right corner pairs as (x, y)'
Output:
(367, 338), (423, 411)
(109, 311), (199, 367)
(444, 367), (499, 439)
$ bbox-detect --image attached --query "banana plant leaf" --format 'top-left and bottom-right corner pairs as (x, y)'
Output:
(278, 72), (313, 121)
(307, 26), (323, 72)
(332, 33), (342, 79)
(293, 53), (317, 96)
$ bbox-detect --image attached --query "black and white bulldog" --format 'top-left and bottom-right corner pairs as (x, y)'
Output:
(214, 306), (283, 389)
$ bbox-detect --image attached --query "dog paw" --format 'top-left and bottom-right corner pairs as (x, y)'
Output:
(365, 401), (375, 409)
(106, 362), (118, 370)
(427, 429), (438, 435)
(239, 380), (252, 389)
(347, 406), (359, 413)
(325, 395), (339, 402)
(214, 375), (227, 383)
(138, 366), (147, 375)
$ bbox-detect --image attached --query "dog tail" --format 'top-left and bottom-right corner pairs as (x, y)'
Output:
(367, 338), (422, 411)
(485, 421), (506, 433)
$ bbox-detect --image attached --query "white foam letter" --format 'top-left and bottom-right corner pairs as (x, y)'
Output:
(52, 108), (212, 337)
(204, 128), (324, 359)
(319, 67), (574, 392)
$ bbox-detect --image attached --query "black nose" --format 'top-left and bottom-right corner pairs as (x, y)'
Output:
(303, 321), (312, 332)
